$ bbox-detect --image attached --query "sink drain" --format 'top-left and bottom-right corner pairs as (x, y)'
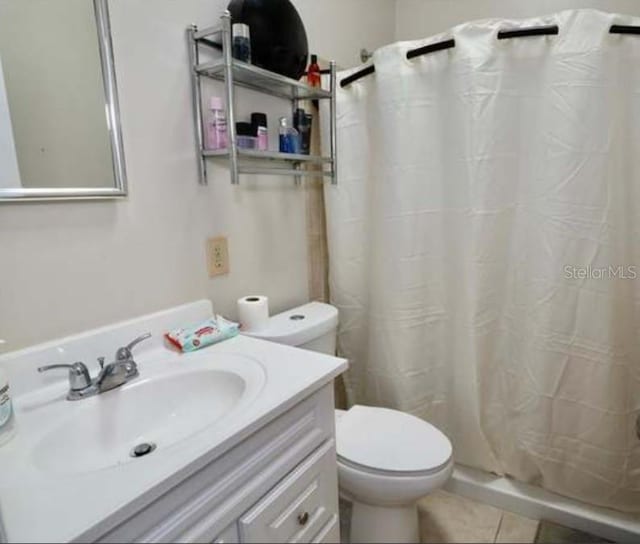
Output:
(130, 442), (157, 458)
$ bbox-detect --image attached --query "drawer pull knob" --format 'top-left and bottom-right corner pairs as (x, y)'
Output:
(297, 512), (310, 526)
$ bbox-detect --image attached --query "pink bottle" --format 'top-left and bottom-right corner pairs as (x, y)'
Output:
(251, 112), (268, 151)
(206, 97), (228, 150)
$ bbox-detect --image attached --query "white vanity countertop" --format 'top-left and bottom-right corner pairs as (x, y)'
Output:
(0, 303), (347, 543)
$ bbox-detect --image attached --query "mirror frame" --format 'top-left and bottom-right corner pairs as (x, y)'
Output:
(0, 0), (127, 202)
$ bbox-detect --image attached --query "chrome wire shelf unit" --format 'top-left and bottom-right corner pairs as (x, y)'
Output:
(187, 11), (337, 185)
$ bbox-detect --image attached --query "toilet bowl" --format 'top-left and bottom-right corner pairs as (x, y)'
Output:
(242, 302), (453, 543)
(335, 406), (452, 543)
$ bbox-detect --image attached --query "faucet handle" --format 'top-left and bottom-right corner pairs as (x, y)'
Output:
(116, 332), (152, 362)
(126, 332), (152, 351)
(97, 357), (105, 370)
(38, 362), (91, 391)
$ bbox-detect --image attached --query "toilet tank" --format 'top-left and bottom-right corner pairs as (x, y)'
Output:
(241, 302), (338, 355)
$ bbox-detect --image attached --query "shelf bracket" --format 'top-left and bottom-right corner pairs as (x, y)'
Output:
(221, 11), (240, 185)
(329, 61), (338, 185)
(187, 24), (207, 185)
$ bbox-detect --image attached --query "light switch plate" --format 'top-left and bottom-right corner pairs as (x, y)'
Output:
(207, 236), (229, 277)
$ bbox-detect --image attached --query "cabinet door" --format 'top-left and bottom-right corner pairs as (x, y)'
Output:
(311, 515), (339, 544)
(239, 440), (339, 543)
(212, 523), (239, 543)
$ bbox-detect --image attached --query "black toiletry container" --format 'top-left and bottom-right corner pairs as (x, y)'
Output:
(251, 112), (268, 129)
(227, 0), (309, 80)
(236, 122), (257, 149)
(236, 122), (256, 136)
(294, 108), (312, 155)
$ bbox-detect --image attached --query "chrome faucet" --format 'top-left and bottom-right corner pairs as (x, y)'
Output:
(97, 332), (150, 392)
(38, 332), (152, 401)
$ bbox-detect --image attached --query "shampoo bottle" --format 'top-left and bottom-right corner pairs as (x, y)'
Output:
(307, 54), (321, 88)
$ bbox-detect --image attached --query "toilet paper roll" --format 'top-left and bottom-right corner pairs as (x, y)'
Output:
(237, 296), (269, 332)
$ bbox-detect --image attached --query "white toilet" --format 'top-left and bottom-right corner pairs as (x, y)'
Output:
(243, 302), (453, 543)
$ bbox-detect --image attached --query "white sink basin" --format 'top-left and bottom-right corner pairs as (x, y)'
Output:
(0, 301), (347, 544)
(32, 354), (265, 474)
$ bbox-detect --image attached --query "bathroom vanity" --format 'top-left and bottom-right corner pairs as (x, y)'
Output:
(0, 301), (347, 543)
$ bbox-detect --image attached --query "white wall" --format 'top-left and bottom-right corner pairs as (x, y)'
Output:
(394, 0), (640, 40)
(0, 0), (395, 351)
(295, 0), (396, 68)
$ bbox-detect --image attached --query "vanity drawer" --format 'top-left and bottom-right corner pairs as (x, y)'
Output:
(239, 440), (339, 543)
(311, 514), (339, 544)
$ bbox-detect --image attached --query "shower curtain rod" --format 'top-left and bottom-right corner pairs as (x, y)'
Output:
(339, 22), (640, 88)
(497, 24), (558, 39)
(340, 64), (377, 88)
(341, 24), (560, 88)
(610, 24), (640, 34)
(340, 38), (456, 88)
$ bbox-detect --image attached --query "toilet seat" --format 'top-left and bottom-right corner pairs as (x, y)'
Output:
(336, 454), (454, 506)
(335, 405), (452, 475)
(334, 406), (454, 506)
(337, 455), (449, 477)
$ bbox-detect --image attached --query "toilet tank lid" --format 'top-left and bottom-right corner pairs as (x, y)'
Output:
(242, 302), (338, 347)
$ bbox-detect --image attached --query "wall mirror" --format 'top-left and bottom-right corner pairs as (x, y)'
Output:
(0, 0), (126, 201)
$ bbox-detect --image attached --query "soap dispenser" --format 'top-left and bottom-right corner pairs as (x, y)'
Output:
(278, 117), (300, 154)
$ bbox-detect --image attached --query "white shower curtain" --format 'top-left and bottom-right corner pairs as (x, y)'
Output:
(324, 9), (640, 513)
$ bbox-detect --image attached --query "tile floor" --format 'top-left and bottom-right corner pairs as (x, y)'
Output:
(342, 490), (609, 543)
(535, 520), (612, 543)
(419, 491), (539, 544)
